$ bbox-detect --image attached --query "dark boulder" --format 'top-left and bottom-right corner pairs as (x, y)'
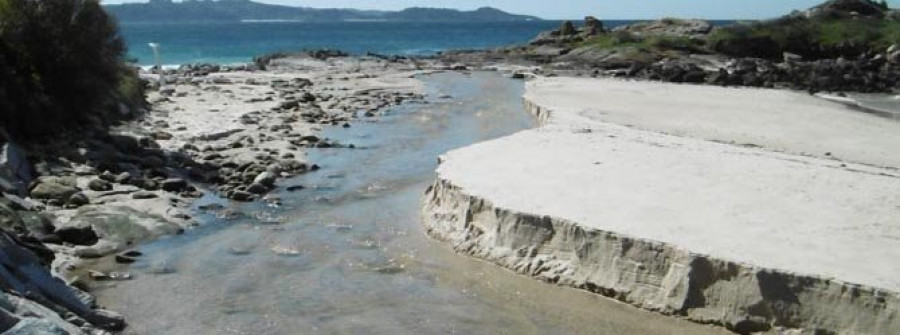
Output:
(584, 16), (604, 35)
(30, 177), (79, 203)
(88, 179), (113, 192)
(55, 225), (99, 246)
(161, 178), (188, 192)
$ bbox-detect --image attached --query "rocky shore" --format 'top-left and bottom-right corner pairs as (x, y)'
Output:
(440, 0), (900, 94)
(0, 53), (447, 333)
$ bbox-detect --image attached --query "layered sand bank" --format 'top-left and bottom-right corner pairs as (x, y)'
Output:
(423, 77), (900, 333)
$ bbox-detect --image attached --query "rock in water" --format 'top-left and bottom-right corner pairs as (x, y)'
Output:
(230, 190), (254, 202)
(114, 253), (137, 264)
(161, 178), (188, 192)
(246, 183), (269, 195)
(253, 171), (277, 188)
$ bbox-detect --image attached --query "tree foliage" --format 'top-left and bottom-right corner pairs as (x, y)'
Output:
(0, 0), (142, 139)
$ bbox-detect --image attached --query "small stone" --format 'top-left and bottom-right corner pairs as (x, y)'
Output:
(85, 309), (126, 332)
(161, 178), (188, 192)
(115, 254), (137, 264)
(99, 171), (116, 182)
(142, 179), (160, 190)
(114, 172), (132, 184)
(67, 192), (90, 207)
(89, 270), (111, 280)
(253, 171), (277, 187)
(132, 191), (158, 200)
(199, 203), (226, 211)
(151, 131), (173, 140)
(120, 249), (143, 257)
(88, 179), (113, 191)
(246, 183), (269, 194)
(30, 180), (79, 202)
(230, 190), (254, 202)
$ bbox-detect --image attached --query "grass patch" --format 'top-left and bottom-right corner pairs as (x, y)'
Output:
(577, 31), (705, 54)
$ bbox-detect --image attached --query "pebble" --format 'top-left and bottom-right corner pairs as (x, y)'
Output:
(132, 191), (158, 200)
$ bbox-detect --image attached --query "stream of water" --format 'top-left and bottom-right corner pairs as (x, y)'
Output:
(94, 72), (727, 335)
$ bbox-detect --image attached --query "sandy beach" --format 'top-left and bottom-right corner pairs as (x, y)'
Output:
(423, 77), (900, 334)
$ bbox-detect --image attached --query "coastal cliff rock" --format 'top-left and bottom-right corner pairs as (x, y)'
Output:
(794, 0), (890, 19)
(442, 0), (900, 93)
(0, 226), (125, 333)
(611, 18), (713, 38)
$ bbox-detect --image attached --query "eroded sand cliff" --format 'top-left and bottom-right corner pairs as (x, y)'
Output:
(423, 77), (900, 334)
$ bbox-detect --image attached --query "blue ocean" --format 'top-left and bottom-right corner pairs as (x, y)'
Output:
(119, 20), (700, 66)
(120, 21), (562, 65)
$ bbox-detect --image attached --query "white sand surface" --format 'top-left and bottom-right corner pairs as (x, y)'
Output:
(436, 77), (900, 292)
(524, 77), (900, 168)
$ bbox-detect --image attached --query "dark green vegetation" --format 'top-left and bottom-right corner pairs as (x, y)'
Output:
(0, 0), (143, 139)
(578, 31), (706, 55)
(105, 0), (540, 23)
(564, 1), (899, 62)
(474, 1), (899, 92)
(709, 17), (900, 59)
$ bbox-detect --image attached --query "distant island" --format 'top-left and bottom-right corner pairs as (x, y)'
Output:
(104, 0), (542, 23)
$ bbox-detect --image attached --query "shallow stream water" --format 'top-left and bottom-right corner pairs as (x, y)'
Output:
(95, 72), (727, 335)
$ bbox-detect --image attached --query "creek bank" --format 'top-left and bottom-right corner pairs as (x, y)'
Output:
(0, 53), (452, 333)
(422, 77), (900, 334)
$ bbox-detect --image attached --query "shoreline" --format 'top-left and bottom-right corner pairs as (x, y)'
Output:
(3, 1), (899, 332)
(2, 52), (899, 334)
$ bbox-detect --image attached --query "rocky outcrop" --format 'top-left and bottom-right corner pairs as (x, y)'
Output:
(0, 227), (125, 333)
(794, 0), (890, 19)
(0, 140), (32, 197)
(611, 18), (713, 39)
(529, 17), (605, 46)
(602, 51), (900, 93)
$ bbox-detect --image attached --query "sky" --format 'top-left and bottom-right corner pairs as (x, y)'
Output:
(101, 0), (900, 20)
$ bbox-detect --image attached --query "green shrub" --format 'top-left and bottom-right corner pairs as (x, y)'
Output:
(578, 31), (642, 49)
(0, 0), (142, 139)
(709, 17), (900, 59)
(578, 31), (705, 54)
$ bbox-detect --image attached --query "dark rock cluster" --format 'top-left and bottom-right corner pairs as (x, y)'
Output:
(612, 47), (900, 93)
